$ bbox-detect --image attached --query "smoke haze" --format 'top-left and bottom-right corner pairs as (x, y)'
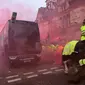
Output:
(0, 0), (38, 31)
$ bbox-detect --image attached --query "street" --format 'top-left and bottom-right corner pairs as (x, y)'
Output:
(1, 60), (85, 85)
(0, 62), (69, 85)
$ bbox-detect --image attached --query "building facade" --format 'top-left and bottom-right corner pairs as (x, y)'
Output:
(36, 0), (85, 44)
(52, 0), (85, 41)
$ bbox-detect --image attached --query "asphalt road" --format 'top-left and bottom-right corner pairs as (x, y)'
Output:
(0, 62), (69, 85)
(7, 71), (67, 85)
(0, 68), (67, 85)
(0, 62), (84, 85)
(7, 62), (63, 75)
(1, 58), (85, 85)
(0, 50), (68, 85)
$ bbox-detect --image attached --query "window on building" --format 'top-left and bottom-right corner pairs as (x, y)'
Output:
(63, 13), (70, 32)
(67, 14), (70, 27)
(58, 6), (62, 12)
(68, 0), (77, 5)
(57, 0), (65, 5)
(47, 1), (57, 10)
(59, 17), (65, 34)
(62, 14), (69, 27)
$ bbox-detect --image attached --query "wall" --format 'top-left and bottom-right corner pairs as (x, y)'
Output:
(36, 0), (85, 44)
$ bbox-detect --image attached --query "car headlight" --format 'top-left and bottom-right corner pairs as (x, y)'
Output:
(9, 56), (17, 60)
(36, 54), (41, 57)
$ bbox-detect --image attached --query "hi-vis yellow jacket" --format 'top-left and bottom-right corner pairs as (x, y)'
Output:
(62, 40), (78, 55)
(62, 40), (85, 66)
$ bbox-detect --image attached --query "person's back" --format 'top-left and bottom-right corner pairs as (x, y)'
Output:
(62, 40), (78, 73)
(62, 40), (85, 74)
(62, 40), (78, 61)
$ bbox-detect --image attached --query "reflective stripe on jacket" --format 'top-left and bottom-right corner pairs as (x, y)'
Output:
(79, 59), (85, 66)
(81, 36), (85, 40)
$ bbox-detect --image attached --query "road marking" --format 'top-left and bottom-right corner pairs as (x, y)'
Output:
(42, 71), (52, 74)
(55, 69), (64, 72)
(6, 75), (19, 79)
(27, 74), (38, 79)
(23, 72), (34, 75)
(38, 69), (48, 72)
(50, 67), (58, 70)
(8, 78), (21, 83)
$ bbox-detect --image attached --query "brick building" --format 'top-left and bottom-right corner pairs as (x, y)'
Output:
(36, 0), (85, 44)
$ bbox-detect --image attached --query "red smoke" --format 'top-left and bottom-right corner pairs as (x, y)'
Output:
(0, 2), (37, 75)
(0, 3), (36, 32)
(0, 8), (11, 31)
(10, 4), (36, 21)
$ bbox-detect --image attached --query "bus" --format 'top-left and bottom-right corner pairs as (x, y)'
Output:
(0, 12), (42, 67)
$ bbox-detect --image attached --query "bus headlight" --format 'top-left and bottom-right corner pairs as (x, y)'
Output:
(36, 54), (41, 57)
(9, 56), (17, 60)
